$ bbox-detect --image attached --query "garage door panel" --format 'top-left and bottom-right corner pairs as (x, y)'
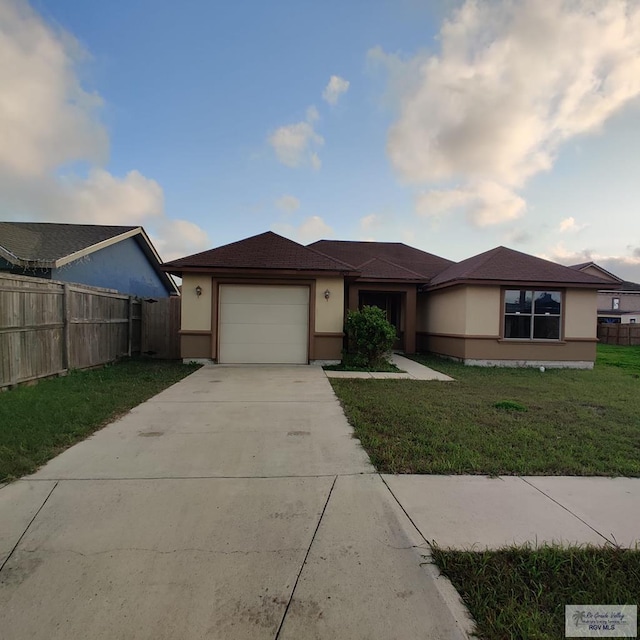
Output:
(219, 322), (307, 346)
(218, 285), (309, 364)
(220, 285), (308, 305)
(220, 303), (308, 325)
(219, 342), (307, 364)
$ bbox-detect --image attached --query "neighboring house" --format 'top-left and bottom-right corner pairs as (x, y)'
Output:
(571, 262), (639, 324)
(163, 231), (610, 368)
(0, 222), (178, 298)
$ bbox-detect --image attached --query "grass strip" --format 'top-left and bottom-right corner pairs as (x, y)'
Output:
(431, 544), (640, 640)
(0, 358), (200, 482)
(330, 345), (640, 476)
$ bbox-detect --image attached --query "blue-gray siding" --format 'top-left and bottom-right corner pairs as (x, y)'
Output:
(50, 237), (171, 297)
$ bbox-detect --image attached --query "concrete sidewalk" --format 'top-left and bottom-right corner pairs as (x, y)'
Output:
(325, 354), (454, 381)
(385, 475), (640, 549)
(0, 365), (470, 640)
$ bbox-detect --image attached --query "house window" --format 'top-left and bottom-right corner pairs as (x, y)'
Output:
(612, 298), (620, 310)
(504, 290), (562, 340)
(631, 318), (637, 324)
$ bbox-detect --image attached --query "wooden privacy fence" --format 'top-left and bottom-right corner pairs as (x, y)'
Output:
(597, 323), (640, 346)
(0, 272), (180, 389)
(141, 296), (181, 360)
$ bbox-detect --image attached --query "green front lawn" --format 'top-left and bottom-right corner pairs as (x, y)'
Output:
(330, 345), (640, 476)
(431, 545), (640, 640)
(0, 359), (200, 482)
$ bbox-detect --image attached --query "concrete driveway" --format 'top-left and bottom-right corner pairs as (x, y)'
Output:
(0, 365), (470, 640)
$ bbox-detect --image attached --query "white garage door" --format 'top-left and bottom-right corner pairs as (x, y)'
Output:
(218, 285), (309, 364)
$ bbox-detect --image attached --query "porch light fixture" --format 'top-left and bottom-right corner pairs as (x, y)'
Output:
(324, 289), (330, 300)
(195, 285), (202, 297)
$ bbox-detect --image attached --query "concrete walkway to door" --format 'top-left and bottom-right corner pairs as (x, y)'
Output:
(0, 364), (471, 640)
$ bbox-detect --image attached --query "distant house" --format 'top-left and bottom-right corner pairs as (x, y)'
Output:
(163, 231), (610, 369)
(571, 262), (640, 324)
(0, 222), (178, 298)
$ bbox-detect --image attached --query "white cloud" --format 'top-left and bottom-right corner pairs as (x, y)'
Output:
(322, 75), (350, 106)
(0, 0), (207, 261)
(151, 219), (210, 263)
(376, 0), (640, 225)
(0, 0), (108, 177)
(268, 107), (324, 169)
(359, 213), (383, 231)
(541, 242), (640, 282)
(559, 216), (590, 233)
(272, 215), (333, 243)
(275, 194), (300, 213)
(416, 181), (526, 226)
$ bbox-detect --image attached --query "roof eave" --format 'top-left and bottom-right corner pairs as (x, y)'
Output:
(427, 278), (610, 291)
(161, 265), (360, 278)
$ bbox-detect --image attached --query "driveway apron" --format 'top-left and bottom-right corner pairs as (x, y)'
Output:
(0, 365), (469, 640)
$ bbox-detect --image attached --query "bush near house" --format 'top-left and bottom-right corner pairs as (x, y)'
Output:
(343, 305), (397, 370)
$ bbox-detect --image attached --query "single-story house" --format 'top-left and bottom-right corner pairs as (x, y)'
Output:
(571, 261), (639, 324)
(162, 231), (611, 368)
(0, 222), (178, 298)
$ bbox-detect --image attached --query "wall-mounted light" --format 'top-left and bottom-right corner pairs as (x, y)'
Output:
(324, 289), (330, 300)
(195, 285), (202, 297)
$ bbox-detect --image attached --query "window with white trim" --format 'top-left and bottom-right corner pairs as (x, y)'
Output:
(504, 290), (562, 340)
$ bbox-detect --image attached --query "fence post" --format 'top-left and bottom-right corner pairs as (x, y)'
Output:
(128, 296), (134, 357)
(63, 284), (71, 371)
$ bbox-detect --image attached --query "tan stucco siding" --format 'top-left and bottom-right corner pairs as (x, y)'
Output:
(421, 286), (467, 334)
(581, 265), (618, 282)
(181, 274), (212, 331)
(315, 277), (344, 333)
(564, 289), (597, 339)
(465, 286), (501, 336)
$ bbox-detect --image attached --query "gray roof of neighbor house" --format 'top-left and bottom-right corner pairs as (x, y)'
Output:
(619, 281), (640, 291)
(429, 246), (614, 289)
(0, 222), (138, 266)
(0, 222), (178, 294)
(163, 231), (357, 274)
(309, 240), (454, 280)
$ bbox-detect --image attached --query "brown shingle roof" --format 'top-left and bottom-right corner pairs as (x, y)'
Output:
(309, 240), (454, 280)
(430, 246), (614, 288)
(356, 257), (427, 280)
(0, 222), (137, 266)
(163, 231), (355, 273)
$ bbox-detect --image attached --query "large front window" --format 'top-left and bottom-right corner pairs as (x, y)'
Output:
(504, 290), (562, 340)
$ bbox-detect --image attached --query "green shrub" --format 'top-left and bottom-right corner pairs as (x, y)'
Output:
(344, 306), (397, 369)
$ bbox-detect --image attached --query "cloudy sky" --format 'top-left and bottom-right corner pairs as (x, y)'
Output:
(2, 0), (640, 280)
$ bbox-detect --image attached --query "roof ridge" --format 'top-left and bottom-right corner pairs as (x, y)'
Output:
(304, 243), (357, 270)
(367, 255), (427, 279)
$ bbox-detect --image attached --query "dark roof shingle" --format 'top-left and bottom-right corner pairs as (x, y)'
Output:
(430, 246), (613, 287)
(163, 231), (355, 273)
(309, 240), (454, 280)
(0, 222), (137, 265)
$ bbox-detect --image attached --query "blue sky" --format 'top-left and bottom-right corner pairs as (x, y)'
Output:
(2, 0), (640, 280)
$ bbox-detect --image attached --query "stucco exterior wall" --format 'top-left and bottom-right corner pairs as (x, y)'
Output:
(421, 286), (467, 335)
(564, 289), (597, 339)
(181, 274), (212, 331)
(598, 291), (640, 313)
(464, 286), (501, 336)
(581, 265), (618, 282)
(314, 277), (344, 333)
